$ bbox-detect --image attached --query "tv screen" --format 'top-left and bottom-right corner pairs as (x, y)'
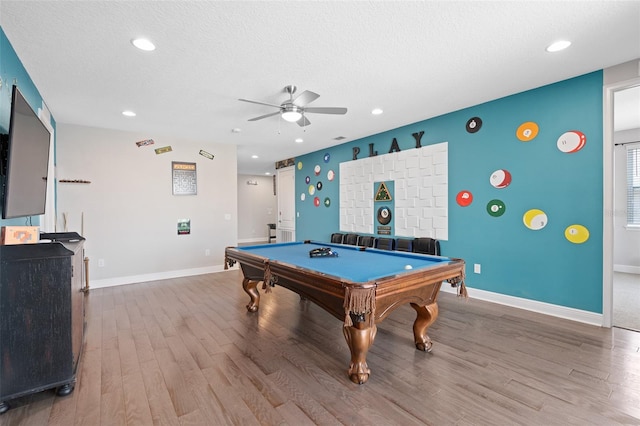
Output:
(1, 85), (51, 219)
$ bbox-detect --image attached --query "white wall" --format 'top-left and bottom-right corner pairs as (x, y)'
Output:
(237, 174), (277, 243)
(55, 124), (237, 287)
(614, 127), (640, 273)
(339, 143), (448, 239)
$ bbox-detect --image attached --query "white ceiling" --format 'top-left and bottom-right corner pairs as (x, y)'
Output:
(1, 1), (639, 175)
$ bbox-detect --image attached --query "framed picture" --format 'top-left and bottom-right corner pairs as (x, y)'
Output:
(172, 161), (197, 195)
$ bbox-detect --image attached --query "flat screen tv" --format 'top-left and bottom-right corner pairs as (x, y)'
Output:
(1, 85), (51, 219)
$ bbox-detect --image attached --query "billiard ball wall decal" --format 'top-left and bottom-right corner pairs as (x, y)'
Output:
(557, 131), (586, 153)
(516, 121), (539, 142)
(486, 200), (506, 217)
(489, 169), (512, 189)
(298, 154), (337, 208)
(522, 209), (548, 230)
(456, 190), (473, 207)
(565, 224), (589, 244)
(456, 117), (590, 244)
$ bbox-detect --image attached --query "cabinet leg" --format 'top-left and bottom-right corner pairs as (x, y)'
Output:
(56, 382), (75, 396)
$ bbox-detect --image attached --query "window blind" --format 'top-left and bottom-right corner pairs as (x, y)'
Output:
(627, 142), (640, 226)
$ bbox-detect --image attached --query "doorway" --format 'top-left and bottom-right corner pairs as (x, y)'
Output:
(607, 82), (640, 331)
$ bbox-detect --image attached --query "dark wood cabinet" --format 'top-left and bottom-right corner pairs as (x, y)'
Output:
(0, 233), (85, 413)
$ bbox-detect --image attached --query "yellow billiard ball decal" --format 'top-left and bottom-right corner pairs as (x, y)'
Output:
(297, 161), (303, 170)
(516, 122), (539, 142)
(308, 185), (315, 195)
(490, 169), (512, 189)
(557, 131), (586, 153)
(523, 209), (548, 230)
(327, 170), (335, 181)
(565, 224), (589, 244)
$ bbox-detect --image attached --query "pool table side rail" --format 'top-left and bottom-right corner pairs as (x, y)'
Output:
(225, 246), (466, 326)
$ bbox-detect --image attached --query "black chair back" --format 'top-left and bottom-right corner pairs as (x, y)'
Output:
(395, 238), (413, 252)
(343, 234), (359, 245)
(330, 233), (345, 244)
(413, 237), (440, 255)
(357, 235), (375, 247)
(375, 237), (395, 251)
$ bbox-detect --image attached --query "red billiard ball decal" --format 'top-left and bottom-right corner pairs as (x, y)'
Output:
(557, 131), (586, 153)
(456, 190), (473, 206)
(314, 165), (321, 176)
(490, 169), (512, 189)
(314, 197), (320, 207)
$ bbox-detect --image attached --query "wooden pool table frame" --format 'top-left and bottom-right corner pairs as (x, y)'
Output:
(225, 244), (466, 384)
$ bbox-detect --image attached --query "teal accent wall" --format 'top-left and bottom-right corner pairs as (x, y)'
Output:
(0, 27), (56, 225)
(296, 71), (604, 313)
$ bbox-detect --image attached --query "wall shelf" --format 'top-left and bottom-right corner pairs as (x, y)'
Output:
(59, 180), (91, 184)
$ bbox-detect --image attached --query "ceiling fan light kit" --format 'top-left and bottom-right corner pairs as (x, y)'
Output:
(239, 85), (347, 127)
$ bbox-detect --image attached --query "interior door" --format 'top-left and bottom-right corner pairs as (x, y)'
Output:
(277, 166), (295, 241)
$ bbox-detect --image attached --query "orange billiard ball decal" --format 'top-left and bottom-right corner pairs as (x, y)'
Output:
(516, 121), (539, 142)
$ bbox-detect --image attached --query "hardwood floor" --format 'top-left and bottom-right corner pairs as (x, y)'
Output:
(1, 269), (640, 425)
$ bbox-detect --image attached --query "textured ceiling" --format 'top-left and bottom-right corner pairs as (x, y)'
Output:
(1, 1), (639, 175)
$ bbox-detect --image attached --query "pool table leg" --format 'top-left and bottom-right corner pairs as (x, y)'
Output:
(242, 278), (260, 312)
(410, 302), (439, 352)
(343, 322), (377, 384)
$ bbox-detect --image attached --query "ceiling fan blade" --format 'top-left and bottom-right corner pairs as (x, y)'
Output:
(238, 98), (282, 109)
(248, 111), (281, 121)
(297, 116), (311, 127)
(292, 90), (320, 107)
(303, 107), (347, 115)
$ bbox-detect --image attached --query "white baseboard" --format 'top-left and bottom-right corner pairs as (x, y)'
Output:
(89, 264), (231, 289)
(237, 237), (268, 244)
(91, 266), (603, 327)
(613, 264), (640, 274)
(440, 284), (603, 327)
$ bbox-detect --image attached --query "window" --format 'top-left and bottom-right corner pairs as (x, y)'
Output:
(627, 143), (640, 226)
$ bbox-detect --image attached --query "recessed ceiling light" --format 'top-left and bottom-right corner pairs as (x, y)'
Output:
(295, 138), (304, 143)
(251, 155), (259, 159)
(231, 128), (242, 133)
(371, 108), (383, 115)
(122, 110), (136, 117)
(131, 38), (156, 51)
(546, 40), (571, 53)
(265, 172), (271, 175)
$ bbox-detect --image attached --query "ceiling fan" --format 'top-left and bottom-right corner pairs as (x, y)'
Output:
(239, 85), (347, 127)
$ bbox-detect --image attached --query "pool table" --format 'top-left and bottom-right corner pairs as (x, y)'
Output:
(224, 241), (466, 384)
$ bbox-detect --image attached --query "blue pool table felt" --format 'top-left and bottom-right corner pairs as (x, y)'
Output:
(237, 241), (452, 283)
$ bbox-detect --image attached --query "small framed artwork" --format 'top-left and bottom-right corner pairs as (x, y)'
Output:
(172, 161), (197, 195)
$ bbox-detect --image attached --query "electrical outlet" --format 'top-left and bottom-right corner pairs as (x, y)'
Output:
(98, 259), (105, 267)
(205, 249), (210, 256)
(474, 263), (481, 274)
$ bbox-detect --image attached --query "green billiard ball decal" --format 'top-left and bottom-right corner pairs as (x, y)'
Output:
(486, 199), (506, 217)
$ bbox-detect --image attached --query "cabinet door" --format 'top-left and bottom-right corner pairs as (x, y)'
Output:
(0, 247), (73, 400)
